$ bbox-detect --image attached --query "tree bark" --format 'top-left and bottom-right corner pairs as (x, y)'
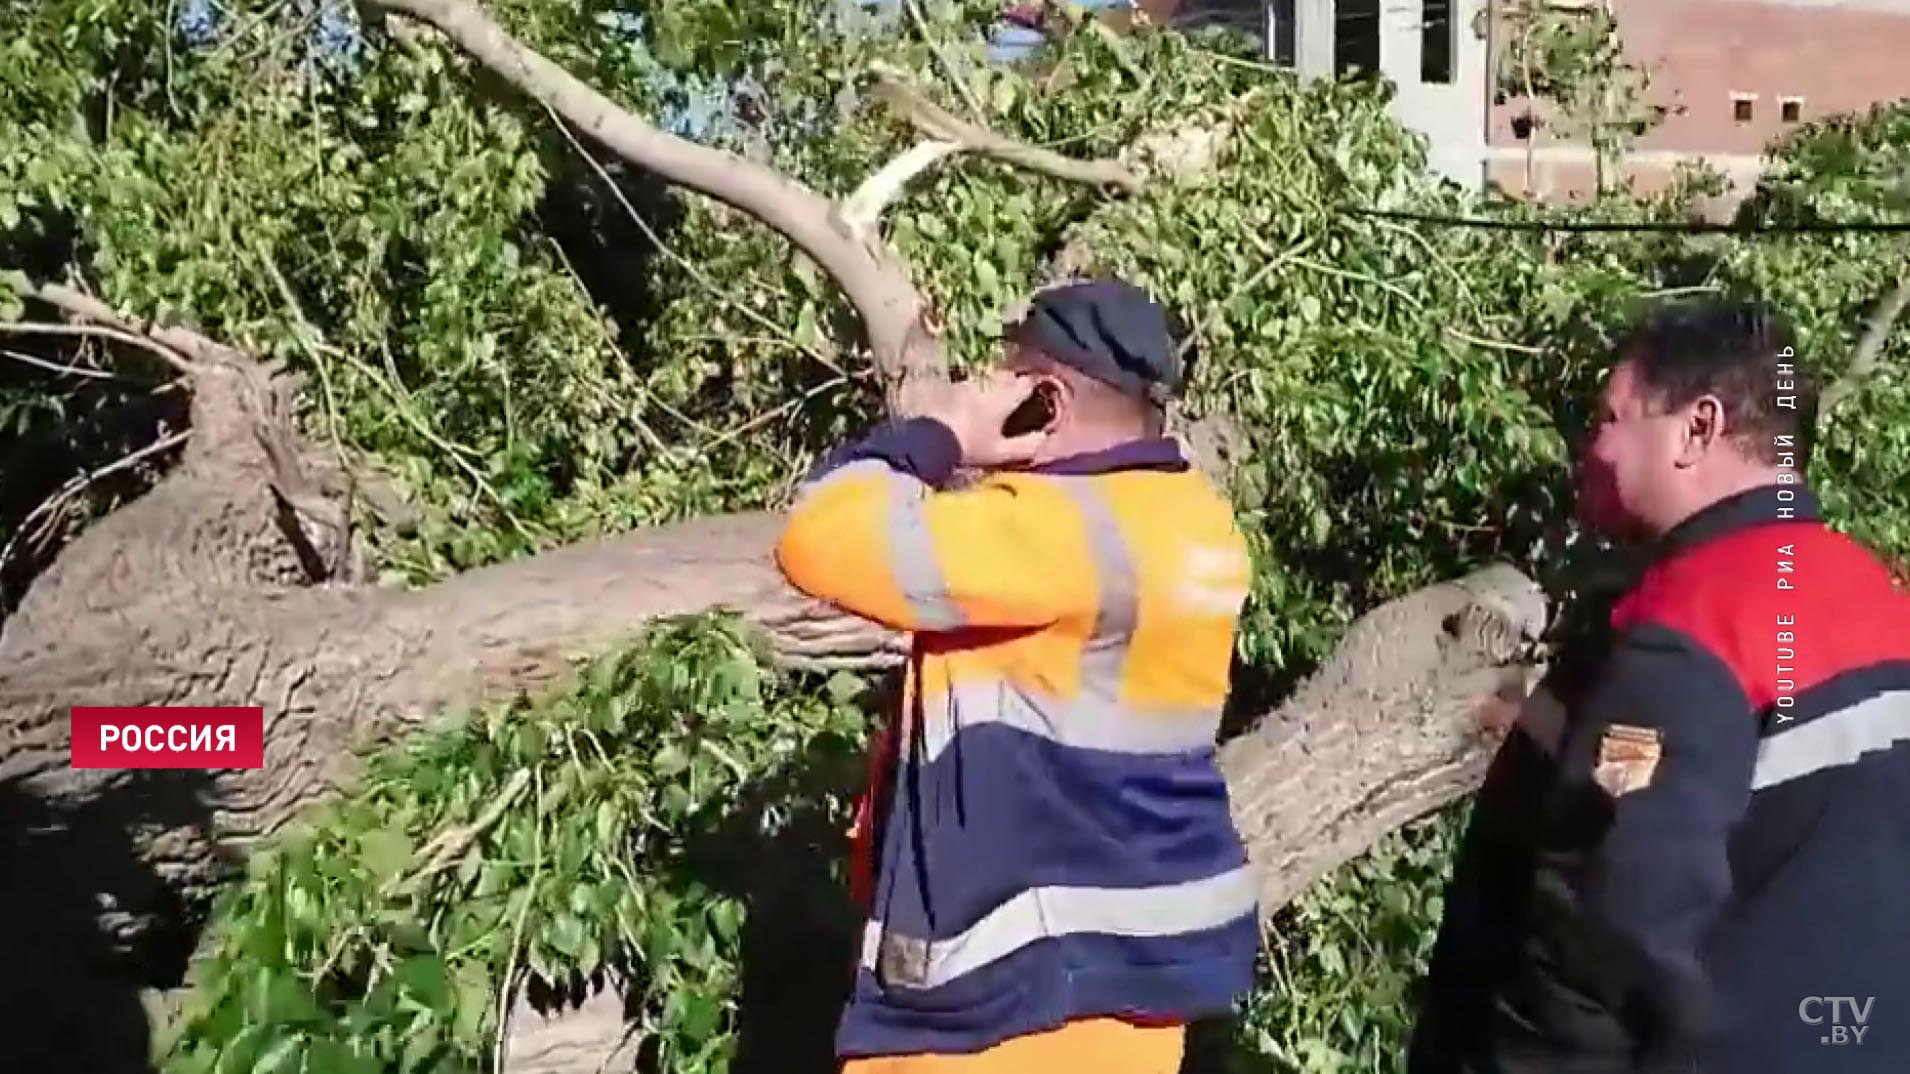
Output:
(1822, 262), (1910, 418)
(373, 0), (945, 411)
(0, 270), (1547, 1074)
(0, 0), (1556, 961)
(1220, 563), (1548, 912)
(0, 314), (1549, 1070)
(0, 8), (1556, 1069)
(0, 333), (1543, 898)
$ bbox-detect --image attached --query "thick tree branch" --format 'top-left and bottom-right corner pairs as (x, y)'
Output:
(2, 278), (204, 375)
(838, 65), (1146, 251)
(1823, 268), (1910, 416)
(370, 2), (1147, 415)
(840, 140), (965, 238)
(370, 0), (944, 408)
(0, 274), (1550, 1074)
(868, 63), (1145, 196)
(0, 285), (1546, 890)
(839, 66), (1147, 238)
(0, 429), (194, 574)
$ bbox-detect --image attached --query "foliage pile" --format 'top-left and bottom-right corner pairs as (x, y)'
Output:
(157, 615), (868, 1074)
(5, 2), (1910, 1072)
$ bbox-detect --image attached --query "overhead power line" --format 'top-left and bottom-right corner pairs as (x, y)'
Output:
(1347, 206), (1910, 235)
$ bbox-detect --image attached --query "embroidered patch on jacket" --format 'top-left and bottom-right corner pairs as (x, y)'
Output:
(1592, 723), (1663, 798)
(878, 931), (932, 988)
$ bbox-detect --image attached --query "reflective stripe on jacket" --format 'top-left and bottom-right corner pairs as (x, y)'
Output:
(1409, 484), (1910, 1074)
(775, 419), (1260, 1059)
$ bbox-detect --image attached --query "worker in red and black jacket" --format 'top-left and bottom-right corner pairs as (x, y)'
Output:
(1408, 299), (1910, 1074)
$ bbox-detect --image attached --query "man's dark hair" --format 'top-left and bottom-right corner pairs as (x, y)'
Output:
(1616, 298), (1817, 471)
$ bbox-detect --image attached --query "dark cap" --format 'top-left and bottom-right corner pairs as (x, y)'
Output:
(1009, 279), (1184, 404)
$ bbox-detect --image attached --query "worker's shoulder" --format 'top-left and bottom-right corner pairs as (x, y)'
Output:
(983, 463), (1232, 507)
(1625, 520), (1901, 619)
(1091, 467), (1243, 537)
(1083, 460), (1235, 502)
(1617, 521), (1910, 698)
(979, 466), (1245, 554)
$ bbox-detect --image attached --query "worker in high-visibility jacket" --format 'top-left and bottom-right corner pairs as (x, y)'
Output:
(775, 279), (1259, 1073)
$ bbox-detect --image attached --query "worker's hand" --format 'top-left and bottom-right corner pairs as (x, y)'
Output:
(923, 372), (1050, 469)
(1471, 693), (1523, 737)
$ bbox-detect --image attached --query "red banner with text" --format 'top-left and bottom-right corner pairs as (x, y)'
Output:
(70, 707), (265, 769)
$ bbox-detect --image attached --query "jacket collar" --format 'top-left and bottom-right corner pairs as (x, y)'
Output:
(1027, 437), (1190, 476)
(1655, 481), (1822, 562)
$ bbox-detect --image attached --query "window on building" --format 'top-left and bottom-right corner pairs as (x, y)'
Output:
(1733, 94), (1756, 123)
(1781, 97), (1804, 123)
(1422, 0), (1454, 84)
(1336, 0), (1381, 79)
(1267, 0), (1297, 68)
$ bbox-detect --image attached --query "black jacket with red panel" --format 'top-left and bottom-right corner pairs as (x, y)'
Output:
(1409, 483), (1910, 1074)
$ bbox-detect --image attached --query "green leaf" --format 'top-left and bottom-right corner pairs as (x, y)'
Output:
(0, 270), (25, 320)
(400, 1018), (441, 1071)
(617, 887), (646, 938)
(645, 915), (680, 964)
(399, 955), (450, 1010)
(254, 1034), (307, 1074)
(662, 782), (694, 820)
(974, 256), (1000, 297)
(990, 76), (1018, 116)
(214, 1023), (267, 1074)
(550, 912), (587, 959)
(359, 828), (412, 884)
(262, 969), (323, 1025)
(578, 930), (602, 977)
(307, 1038), (380, 1074)
(794, 303), (824, 353)
(654, 743), (689, 777)
(451, 961), (491, 1045)
(518, 723), (547, 759)
(595, 800), (621, 847)
(709, 900), (744, 945)
(676, 988), (722, 1043)
(824, 671), (864, 706)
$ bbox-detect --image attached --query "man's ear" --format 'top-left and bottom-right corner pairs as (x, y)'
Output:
(1038, 372), (1066, 404)
(1678, 395), (1726, 465)
(1037, 374), (1071, 430)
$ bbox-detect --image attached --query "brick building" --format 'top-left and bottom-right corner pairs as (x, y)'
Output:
(1128, 0), (1910, 208)
(1484, 0), (1910, 206)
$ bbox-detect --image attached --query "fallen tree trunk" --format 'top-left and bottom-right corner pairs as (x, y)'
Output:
(2, 0), (1552, 911)
(0, 288), (1548, 1074)
(0, 375), (902, 892)
(1220, 562), (1547, 912)
(0, 6), (1555, 1069)
(0, 320), (1543, 900)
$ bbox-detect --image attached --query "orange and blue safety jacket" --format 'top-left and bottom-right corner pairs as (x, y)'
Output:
(775, 416), (1260, 1059)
